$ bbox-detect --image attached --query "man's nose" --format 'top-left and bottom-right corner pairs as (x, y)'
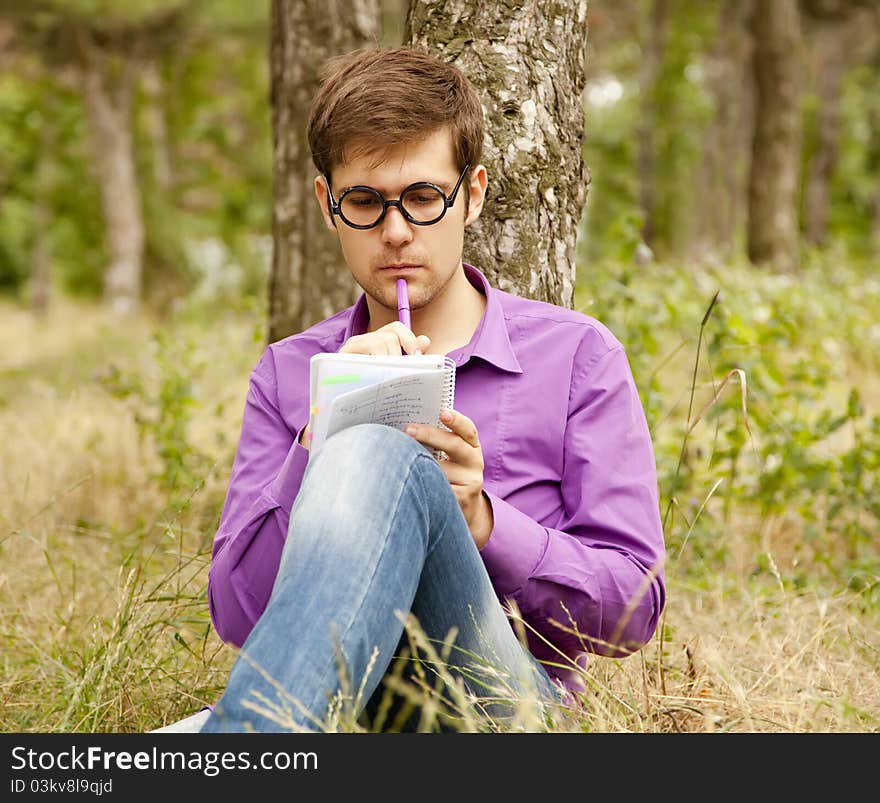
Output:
(379, 203), (413, 246)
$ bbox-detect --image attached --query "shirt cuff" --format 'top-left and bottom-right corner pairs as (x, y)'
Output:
(267, 427), (310, 507)
(478, 491), (549, 598)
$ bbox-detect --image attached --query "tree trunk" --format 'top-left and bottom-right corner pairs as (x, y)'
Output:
(636, 0), (668, 253)
(873, 178), (880, 258)
(31, 110), (53, 316)
(804, 20), (847, 246)
(31, 199), (52, 316)
(141, 62), (173, 192)
(865, 11), (880, 257)
(871, 96), (880, 257)
(381, 0), (409, 45)
(696, 0), (753, 260)
(267, 0), (381, 343)
(75, 28), (145, 315)
(746, 0), (803, 270)
(407, 0), (590, 308)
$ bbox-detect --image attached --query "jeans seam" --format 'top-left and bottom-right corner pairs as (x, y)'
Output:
(413, 452), (458, 561)
(302, 444), (426, 721)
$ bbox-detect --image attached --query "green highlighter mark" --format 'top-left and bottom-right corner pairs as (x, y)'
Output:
(322, 373), (362, 385)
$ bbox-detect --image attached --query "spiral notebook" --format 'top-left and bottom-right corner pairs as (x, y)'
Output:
(307, 352), (456, 461)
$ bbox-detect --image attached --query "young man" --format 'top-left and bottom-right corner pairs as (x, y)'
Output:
(199, 47), (666, 733)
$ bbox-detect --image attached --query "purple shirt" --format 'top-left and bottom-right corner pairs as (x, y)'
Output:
(208, 264), (666, 692)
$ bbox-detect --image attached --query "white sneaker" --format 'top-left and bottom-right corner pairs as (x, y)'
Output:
(150, 708), (212, 733)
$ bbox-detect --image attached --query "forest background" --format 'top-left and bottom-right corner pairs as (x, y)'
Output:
(1, 0), (878, 733)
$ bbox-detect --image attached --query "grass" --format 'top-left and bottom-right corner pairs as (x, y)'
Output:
(1, 255), (878, 732)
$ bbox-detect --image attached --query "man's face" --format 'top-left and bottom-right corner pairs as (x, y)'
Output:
(315, 127), (485, 319)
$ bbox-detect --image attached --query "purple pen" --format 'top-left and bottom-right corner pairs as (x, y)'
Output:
(396, 278), (411, 330)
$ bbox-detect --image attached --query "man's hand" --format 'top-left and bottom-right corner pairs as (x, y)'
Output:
(405, 408), (494, 549)
(340, 322), (430, 356)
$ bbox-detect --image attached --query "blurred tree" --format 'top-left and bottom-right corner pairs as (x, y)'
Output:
(140, 62), (172, 193)
(0, 48), (54, 300)
(31, 104), (55, 315)
(71, 21), (146, 315)
(800, 0), (878, 247)
(407, 0), (590, 308)
(871, 46), (880, 256)
(695, 0), (753, 261)
(578, 3), (643, 265)
(142, 5), (272, 310)
(636, 0), (668, 251)
(381, 0), (408, 46)
(1, 2), (272, 314)
(746, 0), (803, 270)
(267, 0), (381, 342)
(583, 0), (717, 263)
(0, 0), (192, 314)
(645, 1), (717, 258)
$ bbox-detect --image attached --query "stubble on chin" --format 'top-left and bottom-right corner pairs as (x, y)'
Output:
(361, 262), (430, 310)
(357, 256), (460, 321)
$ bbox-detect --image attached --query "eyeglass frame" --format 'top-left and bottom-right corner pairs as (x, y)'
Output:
(323, 163), (471, 230)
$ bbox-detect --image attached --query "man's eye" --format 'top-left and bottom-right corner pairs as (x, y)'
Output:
(411, 194), (439, 205)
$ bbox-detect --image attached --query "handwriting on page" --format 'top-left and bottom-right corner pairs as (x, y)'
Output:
(324, 372), (444, 441)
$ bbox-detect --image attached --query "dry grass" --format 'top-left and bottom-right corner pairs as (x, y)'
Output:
(1, 298), (877, 733)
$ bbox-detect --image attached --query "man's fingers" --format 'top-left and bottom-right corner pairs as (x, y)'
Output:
(405, 411), (482, 465)
(339, 322), (430, 356)
(439, 409), (480, 448)
(405, 423), (459, 457)
(381, 322), (429, 355)
(387, 322), (427, 355)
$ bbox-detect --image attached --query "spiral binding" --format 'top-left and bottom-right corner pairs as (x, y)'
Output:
(430, 356), (457, 462)
(440, 355), (457, 424)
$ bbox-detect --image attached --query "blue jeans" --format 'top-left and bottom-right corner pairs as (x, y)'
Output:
(200, 424), (560, 733)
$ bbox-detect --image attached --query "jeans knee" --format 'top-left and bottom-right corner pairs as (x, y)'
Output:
(310, 424), (428, 483)
(281, 425), (448, 570)
(292, 424), (451, 543)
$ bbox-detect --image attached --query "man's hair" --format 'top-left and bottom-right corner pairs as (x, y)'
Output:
(307, 47), (484, 181)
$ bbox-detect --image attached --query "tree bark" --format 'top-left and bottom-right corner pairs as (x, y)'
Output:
(267, 0), (381, 343)
(407, 0), (590, 308)
(74, 27), (145, 315)
(746, 0), (803, 270)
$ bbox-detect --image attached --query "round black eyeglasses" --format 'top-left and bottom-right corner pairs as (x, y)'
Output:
(324, 164), (470, 230)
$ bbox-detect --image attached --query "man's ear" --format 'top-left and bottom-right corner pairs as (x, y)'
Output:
(314, 175), (337, 233)
(464, 164), (488, 226)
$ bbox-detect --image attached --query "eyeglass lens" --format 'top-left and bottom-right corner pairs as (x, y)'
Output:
(340, 185), (447, 227)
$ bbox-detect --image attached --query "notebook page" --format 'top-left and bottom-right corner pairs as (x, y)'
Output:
(316, 369), (446, 455)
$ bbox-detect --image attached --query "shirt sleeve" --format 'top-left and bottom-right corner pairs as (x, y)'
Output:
(478, 343), (667, 673)
(207, 352), (310, 648)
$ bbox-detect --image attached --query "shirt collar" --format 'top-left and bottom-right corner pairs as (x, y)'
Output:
(343, 263), (522, 374)
(455, 264), (521, 373)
